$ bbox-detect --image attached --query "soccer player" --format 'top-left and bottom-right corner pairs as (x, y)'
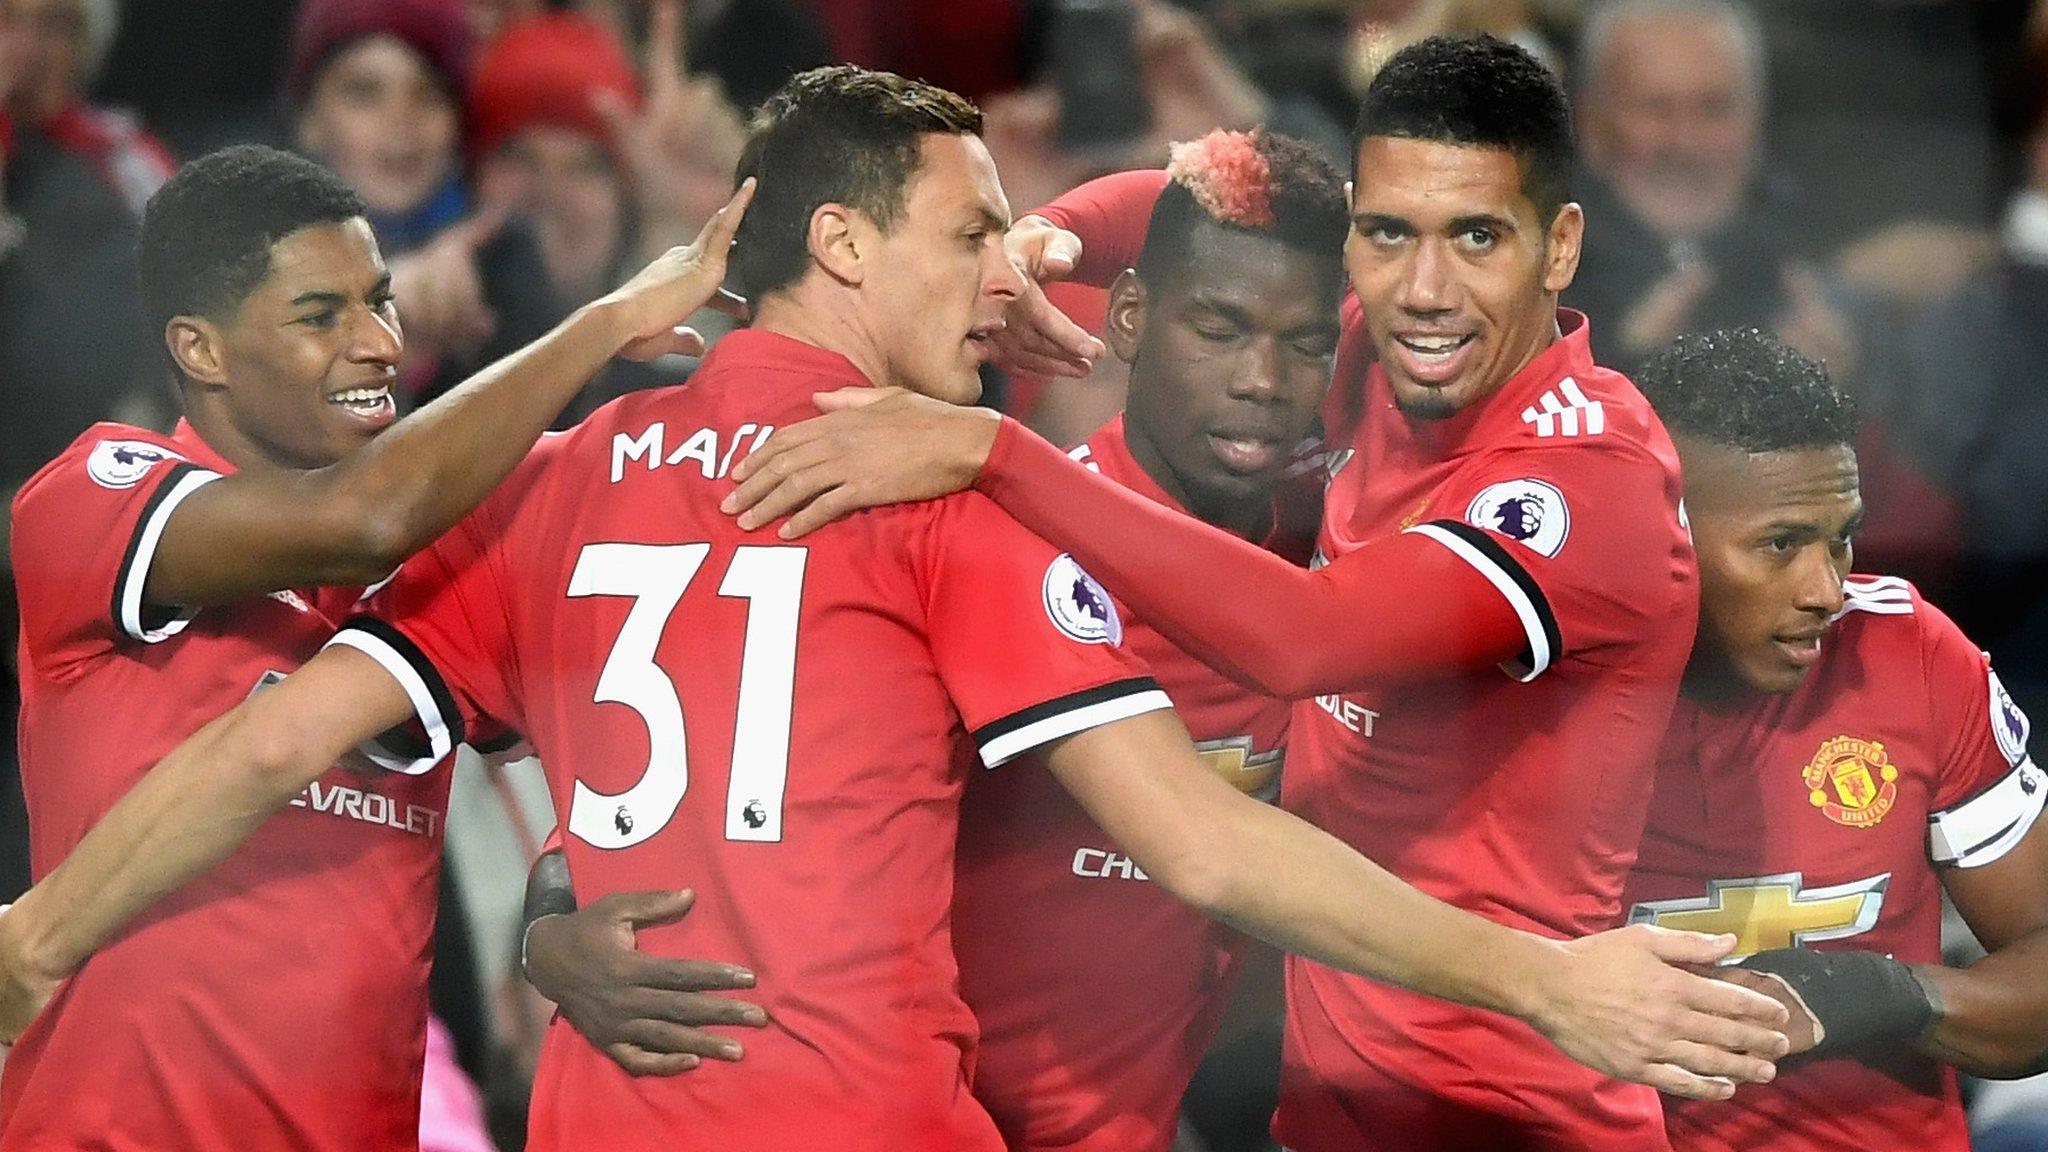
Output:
(724, 34), (1732, 1151)
(0, 66), (1785, 1152)
(521, 127), (1341, 1152)
(1620, 329), (2048, 1152)
(0, 143), (754, 1150)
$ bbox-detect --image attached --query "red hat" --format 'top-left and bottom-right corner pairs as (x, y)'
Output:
(467, 13), (643, 169)
(286, 0), (472, 108)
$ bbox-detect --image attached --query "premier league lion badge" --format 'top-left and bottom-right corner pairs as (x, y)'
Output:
(1466, 479), (1570, 558)
(1043, 554), (1123, 646)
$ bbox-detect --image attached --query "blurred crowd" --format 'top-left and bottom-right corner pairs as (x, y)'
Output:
(3, 0), (2047, 1149)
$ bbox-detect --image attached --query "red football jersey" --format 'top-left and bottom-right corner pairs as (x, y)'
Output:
(1625, 577), (2041, 1152)
(954, 415), (1312, 1152)
(336, 330), (1172, 1152)
(4, 421), (450, 1152)
(1274, 308), (1698, 1152)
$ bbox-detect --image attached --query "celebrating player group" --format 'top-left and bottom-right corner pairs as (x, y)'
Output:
(0, 30), (2042, 1152)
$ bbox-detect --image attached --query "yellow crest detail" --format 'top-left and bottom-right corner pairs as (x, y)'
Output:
(1802, 736), (1899, 829)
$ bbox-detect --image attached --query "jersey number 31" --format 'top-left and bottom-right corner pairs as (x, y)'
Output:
(565, 542), (807, 850)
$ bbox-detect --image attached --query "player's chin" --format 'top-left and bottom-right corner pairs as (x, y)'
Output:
(1742, 651), (1814, 696)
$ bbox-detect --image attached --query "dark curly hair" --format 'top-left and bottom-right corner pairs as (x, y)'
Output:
(1354, 34), (1576, 220)
(139, 145), (366, 380)
(1135, 129), (1347, 297)
(731, 65), (984, 299)
(1635, 329), (1858, 452)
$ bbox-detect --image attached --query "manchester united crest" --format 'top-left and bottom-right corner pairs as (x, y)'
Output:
(1803, 736), (1899, 828)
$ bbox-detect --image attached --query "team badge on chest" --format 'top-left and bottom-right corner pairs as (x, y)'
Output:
(1803, 736), (1899, 828)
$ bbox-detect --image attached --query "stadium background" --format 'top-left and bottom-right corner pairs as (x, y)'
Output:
(2, 0), (2045, 1147)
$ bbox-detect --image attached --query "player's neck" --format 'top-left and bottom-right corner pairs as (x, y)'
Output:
(751, 292), (889, 390)
(1680, 661), (1763, 713)
(179, 400), (319, 477)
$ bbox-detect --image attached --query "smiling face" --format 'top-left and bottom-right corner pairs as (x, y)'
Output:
(295, 35), (460, 216)
(176, 218), (403, 470)
(1682, 438), (1862, 698)
(1113, 222), (1339, 531)
(1346, 136), (1582, 420)
(856, 133), (1023, 404)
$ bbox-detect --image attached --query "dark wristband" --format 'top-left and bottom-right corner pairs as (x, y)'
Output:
(1739, 947), (1938, 1055)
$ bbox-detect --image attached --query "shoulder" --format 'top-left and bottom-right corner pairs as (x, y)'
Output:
(13, 423), (189, 517)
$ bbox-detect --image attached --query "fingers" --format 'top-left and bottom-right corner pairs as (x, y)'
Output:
(692, 177), (756, 263)
(1039, 228), (1082, 277)
(1637, 1063), (1737, 1102)
(728, 421), (822, 486)
(1642, 926), (1738, 967)
(629, 955), (761, 998)
(813, 386), (895, 413)
(606, 1042), (700, 1077)
(443, 201), (511, 254)
(629, 985), (769, 1031)
(621, 326), (707, 362)
(597, 888), (696, 929)
(646, 0), (686, 97)
(615, 1017), (750, 1063)
(1721, 969), (1823, 1047)
(732, 451), (846, 532)
(709, 288), (749, 321)
(1677, 967), (1792, 1027)
(780, 485), (863, 540)
(1664, 1006), (1788, 1065)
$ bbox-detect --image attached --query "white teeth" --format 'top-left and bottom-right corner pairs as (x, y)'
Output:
(1400, 335), (1465, 354)
(331, 387), (390, 404)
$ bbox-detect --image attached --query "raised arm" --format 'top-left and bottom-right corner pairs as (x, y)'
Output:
(727, 399), (1526, 698)
(1045, 708), (1789, 1100)
(145, 182), (752, 609)
(0, 645), (415, 1039)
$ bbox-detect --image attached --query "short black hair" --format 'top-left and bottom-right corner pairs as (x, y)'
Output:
(139, 145), (366, 367)
(1136, 131), (1347, 295)
(731, 65), (983, 299)
(1354, 34), (1575, 220)
(1636, 329), (1858, 453)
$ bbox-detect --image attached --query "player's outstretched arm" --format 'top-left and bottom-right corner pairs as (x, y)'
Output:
(1044, 709), (1790, 1101)
(518, 848), (768, 1076)
(0, 646), (413, 1041)
(728, 396), (1526, 697)
(143, 181), (754, 610)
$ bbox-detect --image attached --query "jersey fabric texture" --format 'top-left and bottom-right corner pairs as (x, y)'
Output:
(1627, 577), (2043, 1152)
(5, 421), (449, 1152)
(335, 330), (1172, 1152)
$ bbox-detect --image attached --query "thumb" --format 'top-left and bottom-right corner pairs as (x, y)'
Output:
(1038, 230), (1082, 278)
(592, 87), (639, 147)
(1644, 927), (1739, 966)
(814, 386), (896, 412)
(613, 888), (698, 929)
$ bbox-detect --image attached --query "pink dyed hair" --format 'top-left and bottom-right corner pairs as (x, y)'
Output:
(1165, 129), (1276, 229)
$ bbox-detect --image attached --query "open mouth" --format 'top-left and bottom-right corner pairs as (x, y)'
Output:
(1390, 332), (1476, 383)
(1771, 633), (1824, 667)
(1206, 430), (1285, 474)
(329, 383), (396, 426)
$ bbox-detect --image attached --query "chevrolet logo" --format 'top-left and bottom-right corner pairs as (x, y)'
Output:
(1627, 871), (1889, 960)
(1196, 735), (1283, 800)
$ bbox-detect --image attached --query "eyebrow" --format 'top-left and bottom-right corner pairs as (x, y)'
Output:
(290, 273), (392, 309)
(1447, 213), (1517, 235)
(1186, 294), (1255, 327)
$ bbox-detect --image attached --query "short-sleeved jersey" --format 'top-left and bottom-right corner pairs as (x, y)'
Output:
(334, 330), (1172, 1152)
(1625, 577), (2043, 1152)
(954, 415), (1313, 1152)
(1275, 308), (1697, 1152)
(4, 421), (450, 1152)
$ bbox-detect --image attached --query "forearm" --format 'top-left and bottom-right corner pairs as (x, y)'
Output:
(1031, 169), (1169, 286)
(1, 709), (329, 980)
(1198, 793), (1556, 1020)
(977, 418), (1524, 696)
(1916, 929), (2048, 1077)
(327, 299), (641, 562)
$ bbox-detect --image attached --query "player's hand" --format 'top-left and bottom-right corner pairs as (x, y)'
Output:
(722, 388), (1003, 537)
(990, 216), (1105, 379)
(0, 903), (63, 1046)
(602, 177), (753, 362)
(522, 889), (767, 1076)
(1709, 965), (1822, 1056)
(1525, 924), (1789, 1101)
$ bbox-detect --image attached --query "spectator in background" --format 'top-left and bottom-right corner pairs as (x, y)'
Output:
(286, 0), (557, 404)
(1565, 0), (1958, 593)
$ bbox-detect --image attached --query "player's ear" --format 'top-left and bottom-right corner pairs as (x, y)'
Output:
(1104, 268), (1146, 364)
(808, 202), (866, 287)
(1542, 201), (1584, 295)
(166, 315), (230, 389)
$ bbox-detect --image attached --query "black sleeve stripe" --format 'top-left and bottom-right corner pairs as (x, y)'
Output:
(334, 615), (468, 751)
(972, 676), (1173, 768)
(1416, 519), (1564, 678)
(111, 463), (216, 643)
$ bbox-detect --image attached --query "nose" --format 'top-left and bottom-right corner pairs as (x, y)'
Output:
(353, 304), (403, 368)
(1793, 543), (1847, 618)
(1397, 238), (1454, 315)
(1228, 337), (1284, 403)
(984, 240), (1025, 303)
